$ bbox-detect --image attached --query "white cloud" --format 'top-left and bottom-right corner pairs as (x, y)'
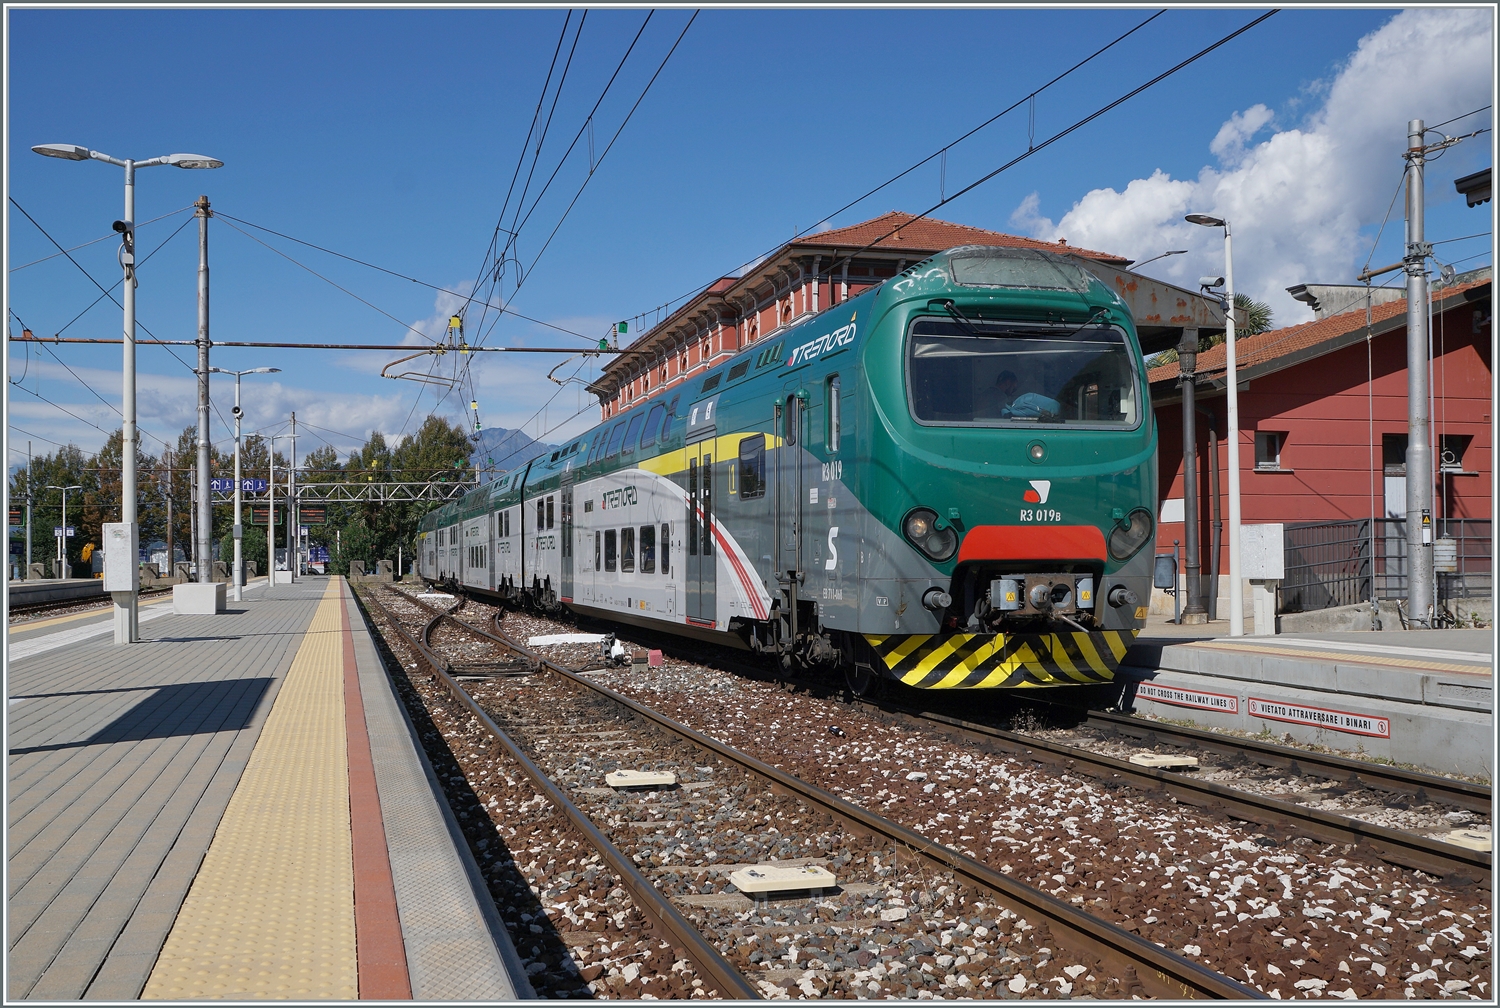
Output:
(1209, 104), (1276, 166)
(1011, 8), (1494, 323)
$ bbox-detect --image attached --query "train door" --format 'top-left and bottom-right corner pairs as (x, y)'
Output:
(488, 511), (497, 591)
(560, 477), (574, 602)
(686, 437), (716, 624)
(776, 389), (807, 579)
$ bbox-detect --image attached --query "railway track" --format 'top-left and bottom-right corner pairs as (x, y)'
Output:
(428, 587), (1491, 999)
(532, 603), (1490, 884)
(367, 583), (1263, 1000)
(6, 587), (174, 623)
(861, 698), (1491, 888)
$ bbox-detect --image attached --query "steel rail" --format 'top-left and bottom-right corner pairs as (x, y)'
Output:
(871, 702), (1491, 887)
(357, 586), (760, 1001)
(1077, 707), (1492, 814)
(413, 595), (1262, 1000)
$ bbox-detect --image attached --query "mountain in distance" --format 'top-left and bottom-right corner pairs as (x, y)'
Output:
(470, 426), (557, 478)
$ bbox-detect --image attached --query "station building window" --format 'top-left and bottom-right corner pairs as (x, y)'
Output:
(1255, 432), (1287, 471)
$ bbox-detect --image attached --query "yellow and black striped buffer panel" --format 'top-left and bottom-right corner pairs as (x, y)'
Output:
(863, 630), (1136, 689)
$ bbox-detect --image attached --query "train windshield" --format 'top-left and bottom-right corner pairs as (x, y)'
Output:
(906, 318), (1140, 428)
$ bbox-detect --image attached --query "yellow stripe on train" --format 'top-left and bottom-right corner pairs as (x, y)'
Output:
(864, 630), (1138, 689)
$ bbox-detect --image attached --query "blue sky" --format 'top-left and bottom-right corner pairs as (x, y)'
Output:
(6, 6), (1493, 469)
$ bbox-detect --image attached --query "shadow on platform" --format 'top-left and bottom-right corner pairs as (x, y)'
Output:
(8, 677), (273, 755)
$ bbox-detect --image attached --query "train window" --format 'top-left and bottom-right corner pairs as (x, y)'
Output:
(621, 527), (635, 572)
(825, 375), (841, 453)
(638, 403), (667, 450)
(727, 360), (749, 381)
(701, 373), (721, 393)
(546, 496), (555, 529)
(906, 318), (1140, 429)
(537, 499), (545, 530)
(783, 398), (798, 446)
(604, 530), (617, 571)
(949, 248), (1092, 292)
(639, 525), (655, 573)
(605, 421), (627, 458)
(738, 435), (765, 500)
(594, 531), (601, 571)
(620, 412), (645, 454)
(661, 523), (671, 576)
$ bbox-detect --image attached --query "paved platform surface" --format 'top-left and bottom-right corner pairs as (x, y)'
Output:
(7, 576), (526, 1001)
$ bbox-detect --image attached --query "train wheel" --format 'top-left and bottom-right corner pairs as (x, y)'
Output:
(843, 662), (881, 699)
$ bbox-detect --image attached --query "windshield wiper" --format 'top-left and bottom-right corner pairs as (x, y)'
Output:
(1047, 305), (1110, 339)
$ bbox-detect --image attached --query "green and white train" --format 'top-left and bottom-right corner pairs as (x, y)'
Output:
(419, 245), (1157, 691)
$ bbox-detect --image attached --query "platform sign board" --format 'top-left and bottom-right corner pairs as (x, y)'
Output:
(250, 505), (278, 525)
(211, 478), (270, 493)
(53, 526), (76, 538)
(1136, 682), (1240, 714)
(8, 507), (21, 527)
(299, 504), (326, 525)
(1248, 697), (1390, 738)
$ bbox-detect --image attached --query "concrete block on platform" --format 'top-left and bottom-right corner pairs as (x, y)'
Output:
(273, 570), (294, 584)
(172, 582), (226, 614)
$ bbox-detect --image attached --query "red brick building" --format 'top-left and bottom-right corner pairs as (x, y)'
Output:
(1148, 269), (1492, 610)
(590, 212), (1129, 416)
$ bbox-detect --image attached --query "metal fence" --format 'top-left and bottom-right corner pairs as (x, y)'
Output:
(1280, 518), (1492, 613)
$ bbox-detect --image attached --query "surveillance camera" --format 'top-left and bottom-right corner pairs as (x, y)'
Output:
(231, 405), (242, 417)
(1199, 276), (1226, 289)
(112, 220), (132, 234)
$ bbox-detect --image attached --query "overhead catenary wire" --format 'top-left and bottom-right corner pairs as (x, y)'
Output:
(8, 205), (193, 272)
(469, 11), (655, 337)
(209, 212), (593, 342)
(606, 8), (1171, 337)
(808, 9), (1282, 291)
(507, 11), (700, 325)
(9, 195), (236, 437)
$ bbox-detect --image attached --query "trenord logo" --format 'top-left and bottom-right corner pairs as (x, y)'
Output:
(786, 322), (856, 367)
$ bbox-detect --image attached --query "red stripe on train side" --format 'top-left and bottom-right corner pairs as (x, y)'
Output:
(956, 525), (1107, 563)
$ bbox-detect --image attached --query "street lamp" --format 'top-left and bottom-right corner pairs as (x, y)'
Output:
(1133, 249), (1188, 270)
(210, 366), (281, 601)
(34, 142), (223, 643)
(46, 484), (83, 580)
(1184, 213), (1243, 636)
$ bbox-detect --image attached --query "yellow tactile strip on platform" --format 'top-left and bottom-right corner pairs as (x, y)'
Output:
(142, 581), (357, 1000)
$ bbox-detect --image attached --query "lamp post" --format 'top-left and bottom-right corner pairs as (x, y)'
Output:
(1185, 213), (1243, 636)
(46, 484), (83, 579)
(210, 367), (280, 601)
(268, 434), (285, 586)
(33, 143), (223, 643)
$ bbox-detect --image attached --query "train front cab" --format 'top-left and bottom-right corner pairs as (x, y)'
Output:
(853, 246), (1156, 690)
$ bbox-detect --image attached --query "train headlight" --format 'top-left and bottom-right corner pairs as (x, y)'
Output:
(1107, 507), (1154, 561)
(903, 507), (958, 562)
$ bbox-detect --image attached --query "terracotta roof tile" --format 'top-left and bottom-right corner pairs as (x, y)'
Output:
(794, 211), (1131, 265)
(1146, 276), (1491, 385)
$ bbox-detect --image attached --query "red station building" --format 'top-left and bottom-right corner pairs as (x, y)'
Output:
(1148, 269), (1492, 619)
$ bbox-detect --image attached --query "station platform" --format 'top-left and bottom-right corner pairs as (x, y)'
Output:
(7, 576), (529, 1001)
(1119, 620), (1493, 777)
